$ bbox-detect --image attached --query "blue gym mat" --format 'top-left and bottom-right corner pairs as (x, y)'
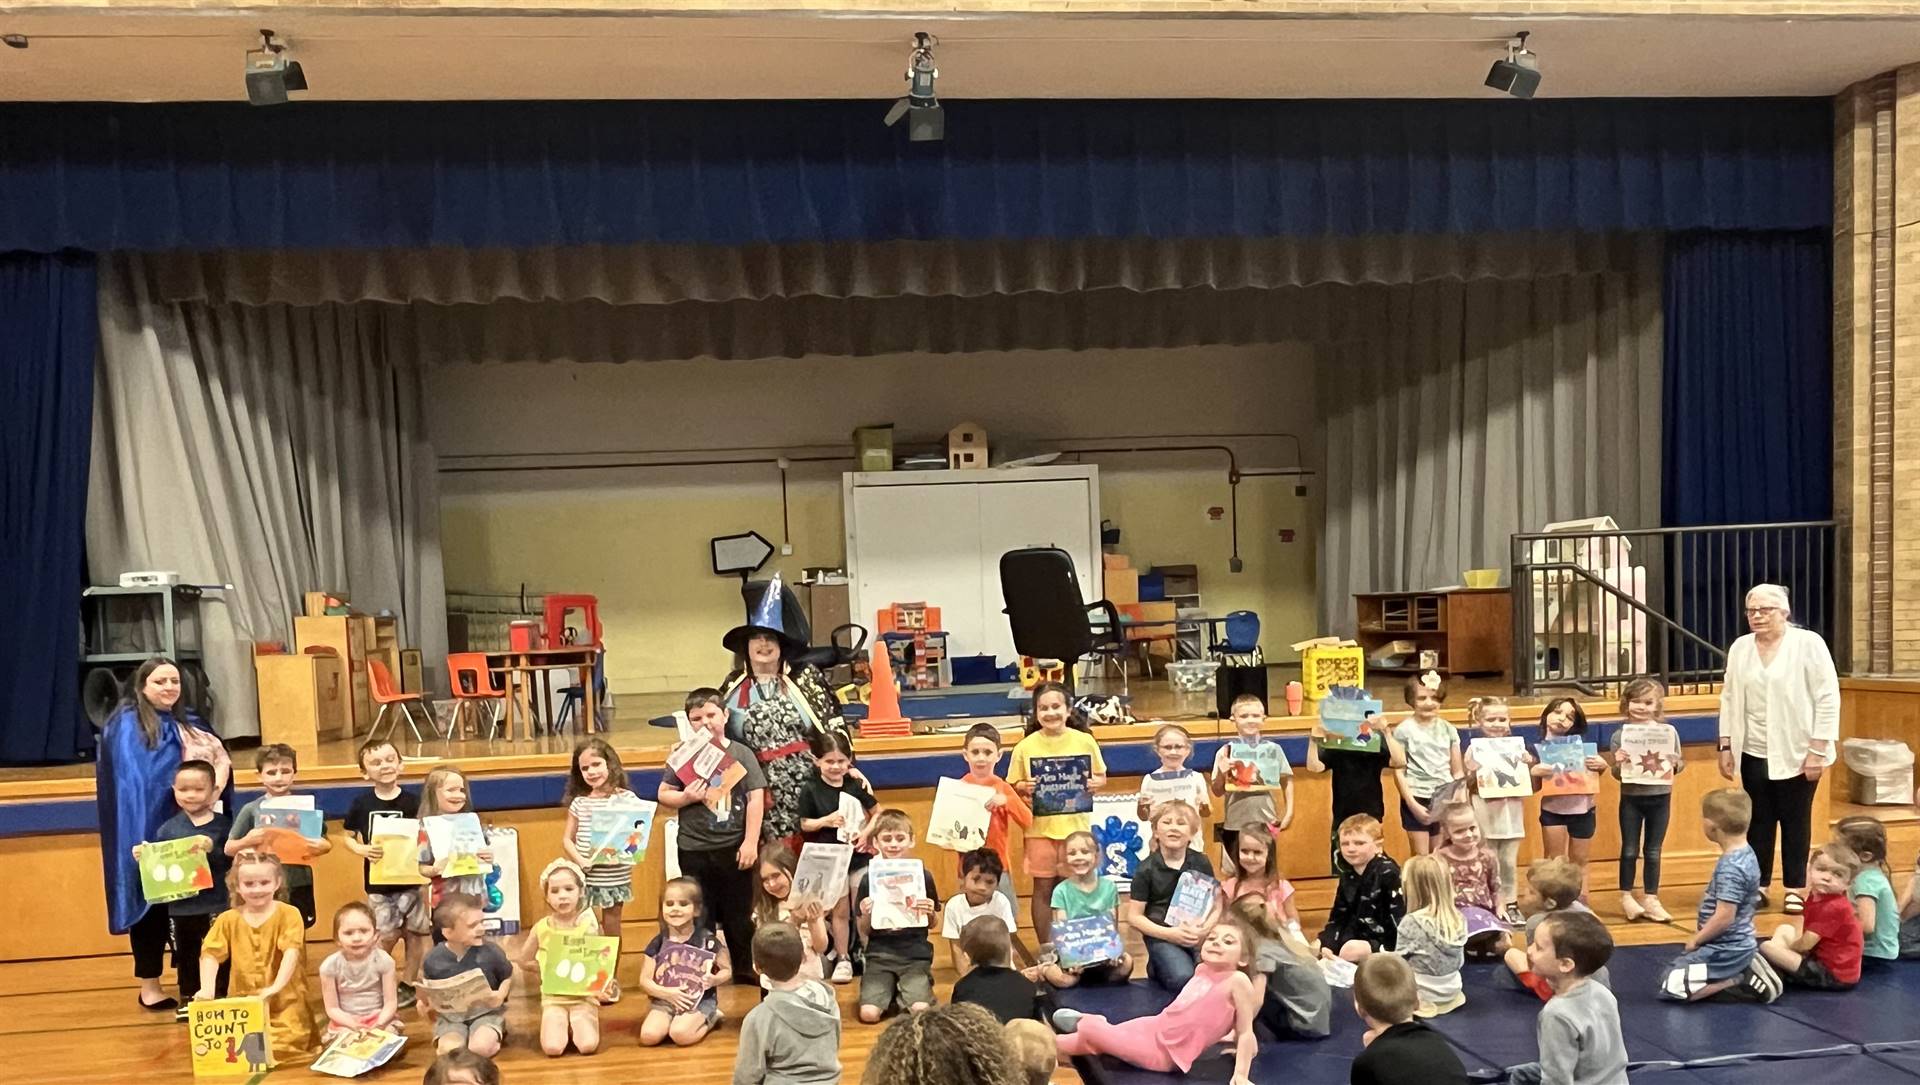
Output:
(1756, 959), (1920, 1046)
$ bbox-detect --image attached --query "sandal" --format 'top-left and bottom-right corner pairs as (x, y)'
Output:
(1783, 891), (1805, 916)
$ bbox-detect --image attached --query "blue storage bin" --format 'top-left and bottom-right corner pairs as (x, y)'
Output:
(1139, 573), (1166, 601)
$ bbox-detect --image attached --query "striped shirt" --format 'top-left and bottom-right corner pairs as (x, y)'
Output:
(569, 788), (640, 889)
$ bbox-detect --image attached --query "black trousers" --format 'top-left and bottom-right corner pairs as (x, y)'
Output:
(1742, 754), (1818, 889)
(679, 845), (757, 981)
(130, 906), (229, 996)
(129, 906), (172, 981)
(170, 912), (230, 999)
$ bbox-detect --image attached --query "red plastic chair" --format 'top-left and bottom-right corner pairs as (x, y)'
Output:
(543, 594), (602, 649)
(445, 652), (506, 740)
(368, 658), (437, 744)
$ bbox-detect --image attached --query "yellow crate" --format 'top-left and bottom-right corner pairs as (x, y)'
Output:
(1301, 645), (1367, 701)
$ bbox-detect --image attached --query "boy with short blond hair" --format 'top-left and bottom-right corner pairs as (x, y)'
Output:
(1658, 788), (1781, 1003)
(225, 743), (331, 927)
(1210, 692), (1294, 857)
(855, 807), (940, 1023)
(421, 893), (513, 1057)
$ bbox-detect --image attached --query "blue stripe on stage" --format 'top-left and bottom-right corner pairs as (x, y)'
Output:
(0, 714), (1721, 838)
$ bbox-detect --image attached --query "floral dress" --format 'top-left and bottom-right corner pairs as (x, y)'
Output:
(723, 666), (844, 842)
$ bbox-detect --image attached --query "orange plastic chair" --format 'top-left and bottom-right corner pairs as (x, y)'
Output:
(368, 658), (437, 744)
(445, 652), (506, 740)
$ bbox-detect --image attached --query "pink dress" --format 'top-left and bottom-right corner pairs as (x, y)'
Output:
(1220, 876), (1295, 919)
(1057, 965), (1238, 1072)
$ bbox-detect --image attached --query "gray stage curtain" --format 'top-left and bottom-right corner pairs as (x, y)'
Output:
(1315, 244), (1664, 637)
(88, 255), (448, 737)
(135, 233), (1649, 307)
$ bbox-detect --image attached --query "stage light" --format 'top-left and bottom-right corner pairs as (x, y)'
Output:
(883, 32), (943, 142)
(245, 29), (306, 106)
(1485, 32), (1540, 99)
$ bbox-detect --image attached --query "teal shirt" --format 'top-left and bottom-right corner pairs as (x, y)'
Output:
(1051, 876), (1118, 920)
(1854, 866), (1901, 960)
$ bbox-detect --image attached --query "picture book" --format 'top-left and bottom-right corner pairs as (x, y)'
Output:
(1163, 868), (1219, 928)
(652, 940), (717, 994)
(140, 836), (214, 904)
(541, 930), (619, 999)
(1029, 754), (1094, 816)
(587, 800), (658, 866)
(188, 996), (271, 1077)
(791, 842), (854, 912)
(255, 800), (324, 864)
(367, 814), (426, 886)
(1462, 905), (1509, 940)
(311, 1028), (406, 1078)
(1537, 737), (1600, 797)
(422, 812), (488, 878)
(1137, 769), (1203, 816)
(414, 968), (494, 1015)
(1467, 736), (1533, 799)
(836, 792), (867, 844)
(1315, 687), (1384, 753)
(1319, 955), (1358, 988)
(1090, 794), (1149, 888)
(867, 857), (928, 930)
(924, 777), (995, 851)
(1052, 915), (1124, 969)
(1222, 742), (1290, 791)
(1618, 723), (1681, 784)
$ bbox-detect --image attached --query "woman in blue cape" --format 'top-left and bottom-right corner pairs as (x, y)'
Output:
(95, 656), (233, 1010)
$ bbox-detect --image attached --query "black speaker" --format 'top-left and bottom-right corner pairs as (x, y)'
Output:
(1485, 60), (1541, 99)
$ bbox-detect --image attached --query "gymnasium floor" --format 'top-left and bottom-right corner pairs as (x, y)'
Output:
(10, 863), (1917, 1084)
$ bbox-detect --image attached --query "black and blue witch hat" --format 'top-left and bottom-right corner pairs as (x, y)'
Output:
(723, 574), (807, 657)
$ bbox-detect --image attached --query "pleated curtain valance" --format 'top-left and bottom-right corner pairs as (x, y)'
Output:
(0, 98), (1830, 253)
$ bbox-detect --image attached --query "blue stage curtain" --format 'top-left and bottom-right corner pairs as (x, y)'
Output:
(0, 251), (96, 764)
(0, 98), (1830, 252)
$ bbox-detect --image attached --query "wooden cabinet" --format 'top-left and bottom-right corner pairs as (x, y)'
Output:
(254, 652), (347, 763)
(1353, 588), (1512, 677)
(294, 615), (374, 734)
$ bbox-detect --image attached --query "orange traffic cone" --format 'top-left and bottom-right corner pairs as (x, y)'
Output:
(860, 644), (913, 737)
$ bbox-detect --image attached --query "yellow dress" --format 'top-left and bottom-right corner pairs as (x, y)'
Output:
(203, 902), (320, 1061)
(530, 912), (600, 1007)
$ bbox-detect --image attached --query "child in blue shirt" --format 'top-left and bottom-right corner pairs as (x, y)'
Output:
(132, 759), (232, 1017)
(1658, 789), (1781, 1003)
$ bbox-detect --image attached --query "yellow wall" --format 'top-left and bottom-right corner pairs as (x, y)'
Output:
(431, 346), (1319, 694)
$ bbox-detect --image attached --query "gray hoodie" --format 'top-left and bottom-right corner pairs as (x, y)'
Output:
(733, 978), (842, 1085)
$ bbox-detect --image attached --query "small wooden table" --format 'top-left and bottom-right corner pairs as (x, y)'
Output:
(485, 646), (599, 739)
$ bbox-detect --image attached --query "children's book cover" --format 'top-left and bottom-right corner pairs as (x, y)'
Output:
(1030, 755), (1094, 816)
(189, 996), (271, 1077)
(367, 814), (426, 886)
(925, 777), (995, 851)
(1315, 687), (1384, 753)
(1163, 868), (1219, 928)
(1222, 742), (1290, 791)
(542, 930), (620, 998)
(415, 968), (493, 1015)
(141, 837), (214, 904)
(1052, 915), (1124, 968)
(1467, 737), (1533, 799)
(652, 941), (717, 994)
(587, 800), (658, 866)
(791, 843), (854, 912)
(256, 800), (325, 864)
(311, 1028), (407, 1078)
(867, 857), (928, 930)
(1537, 737), (1600, 797)
(423, 812), (488, 877)
(1618, 724), (1681, 784)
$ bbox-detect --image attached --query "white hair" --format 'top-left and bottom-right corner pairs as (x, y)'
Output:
(1746, 583), (1792, 618)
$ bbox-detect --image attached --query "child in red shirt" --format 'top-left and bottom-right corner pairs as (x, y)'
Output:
(956, 723), (1033, 909)
(1760, 843), (1864, 990)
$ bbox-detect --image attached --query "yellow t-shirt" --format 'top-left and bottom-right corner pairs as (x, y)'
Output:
(1008, 728), (1108, 839)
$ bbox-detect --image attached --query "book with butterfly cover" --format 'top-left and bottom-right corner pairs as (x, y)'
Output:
(1029, 755), (1094, 816)
(1052, 915), (1124, 969)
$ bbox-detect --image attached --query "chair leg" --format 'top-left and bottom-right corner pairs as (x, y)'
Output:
(484, 698), (503, 740)
(367, 702), (396, 746)
(402, 701), (431, 743)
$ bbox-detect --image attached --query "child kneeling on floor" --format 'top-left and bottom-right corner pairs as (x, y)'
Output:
(1657, 788), (1781, 1003)
(1506, 910), (1627, 1085)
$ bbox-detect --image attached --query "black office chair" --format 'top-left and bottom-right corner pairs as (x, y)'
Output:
(998, 546), (1127, 695)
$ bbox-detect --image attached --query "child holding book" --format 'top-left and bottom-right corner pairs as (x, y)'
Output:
(1434, 803), (1504, 958)
(1391, 855), (1467, 1017)
(660, 687), (768, 981)
(1389, 672), (1462, 857)
(1533, 699), (1607, 901)
(955, 722), (1032, 912)
(1657, 789), (1781, 1003)
(417, 764), (495, 924)
(131, 758), (230, 1018)
(1760, 843), (1863, 990)
(339, 738), (426, 1005)
(420, 893), (513, 1057)
(1505, 911), (1627, 1085)
(1210, 693), (1293, 860)
(1127, 799), (1219, 992)
(855, 807), (941, 1022)
(1463, 695), (1529, 922)
(517, 858), (602, 1056)
(1218, 819), (1301, 936)
(1042, 830), (1133, 988)
(1139, 723), (1211, 821)
(559, 737), (639, 1002)
(1609, 679), (1682, 923)
(1052, 921), (1259, 1085)
(752, 842), (830, 986)
(638, 875), (730, 1047)
(197, 852), (321, 1059)
(733, 922), (842, 1085)
(797, 728), (877, 982)
(1008, 682), (1107, 944)
(319, 901), (400, 1039)
(941, 847), (1020, 976)
(1319, 814), (1405, 963)
(224, 743), (332, 927)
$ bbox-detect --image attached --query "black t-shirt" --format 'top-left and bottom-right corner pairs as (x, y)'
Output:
(952, 964), (1042, 1025)
(344, 787), (420, 892)
(1128, 848), (1214, 926)
(854, 866), (940, 962)
(1350, 1021), (1468, 1085)
(1321, 745), (1393, 822)
(795, 775), (877, 846)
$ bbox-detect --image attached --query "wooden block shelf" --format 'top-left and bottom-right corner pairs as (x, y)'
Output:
(1354, 587), (1512, 677)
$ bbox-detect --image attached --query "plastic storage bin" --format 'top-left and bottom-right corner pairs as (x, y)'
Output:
(1843, 737), (1915, 805)
(1166, 659), (1221, 692)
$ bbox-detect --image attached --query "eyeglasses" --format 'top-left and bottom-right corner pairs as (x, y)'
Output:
(1743, 607), (1782, 616)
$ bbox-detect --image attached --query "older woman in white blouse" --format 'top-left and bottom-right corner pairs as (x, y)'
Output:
(1717, 583), (1840, 915)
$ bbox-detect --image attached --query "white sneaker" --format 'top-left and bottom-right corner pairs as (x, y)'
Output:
(831, 958), (854, 985)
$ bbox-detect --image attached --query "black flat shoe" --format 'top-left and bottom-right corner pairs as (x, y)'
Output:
(138, 995), (179, 1012)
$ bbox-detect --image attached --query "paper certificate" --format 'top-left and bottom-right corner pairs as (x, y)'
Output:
(925, 777), (995, 851)
(791, 843), (854, 912)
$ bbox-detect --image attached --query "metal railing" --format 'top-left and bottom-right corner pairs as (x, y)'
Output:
(1510, 521), (1835, 697)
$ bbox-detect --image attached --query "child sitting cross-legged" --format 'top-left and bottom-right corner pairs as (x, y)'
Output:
(732, 921), (841, 1085)
(1503, 858), (1611, 1001)
(1505, 910), (1627, 1085)
(1760, 842), (1864, 991)
(1657, 788), (1782, 1003)
(950, 916), (1043, 1025)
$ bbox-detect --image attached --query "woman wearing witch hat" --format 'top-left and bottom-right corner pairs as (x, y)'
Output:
(721, 576), (848, 850)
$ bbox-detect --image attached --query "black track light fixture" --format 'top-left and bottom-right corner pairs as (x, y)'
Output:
(1485, 31), (1541, 99)
(245, 29), (307, 106)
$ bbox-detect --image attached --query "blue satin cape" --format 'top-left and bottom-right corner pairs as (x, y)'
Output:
(95, 705), (234, 934)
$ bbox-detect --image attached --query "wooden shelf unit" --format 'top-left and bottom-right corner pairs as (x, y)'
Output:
(1353, 587), (1512, 677)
